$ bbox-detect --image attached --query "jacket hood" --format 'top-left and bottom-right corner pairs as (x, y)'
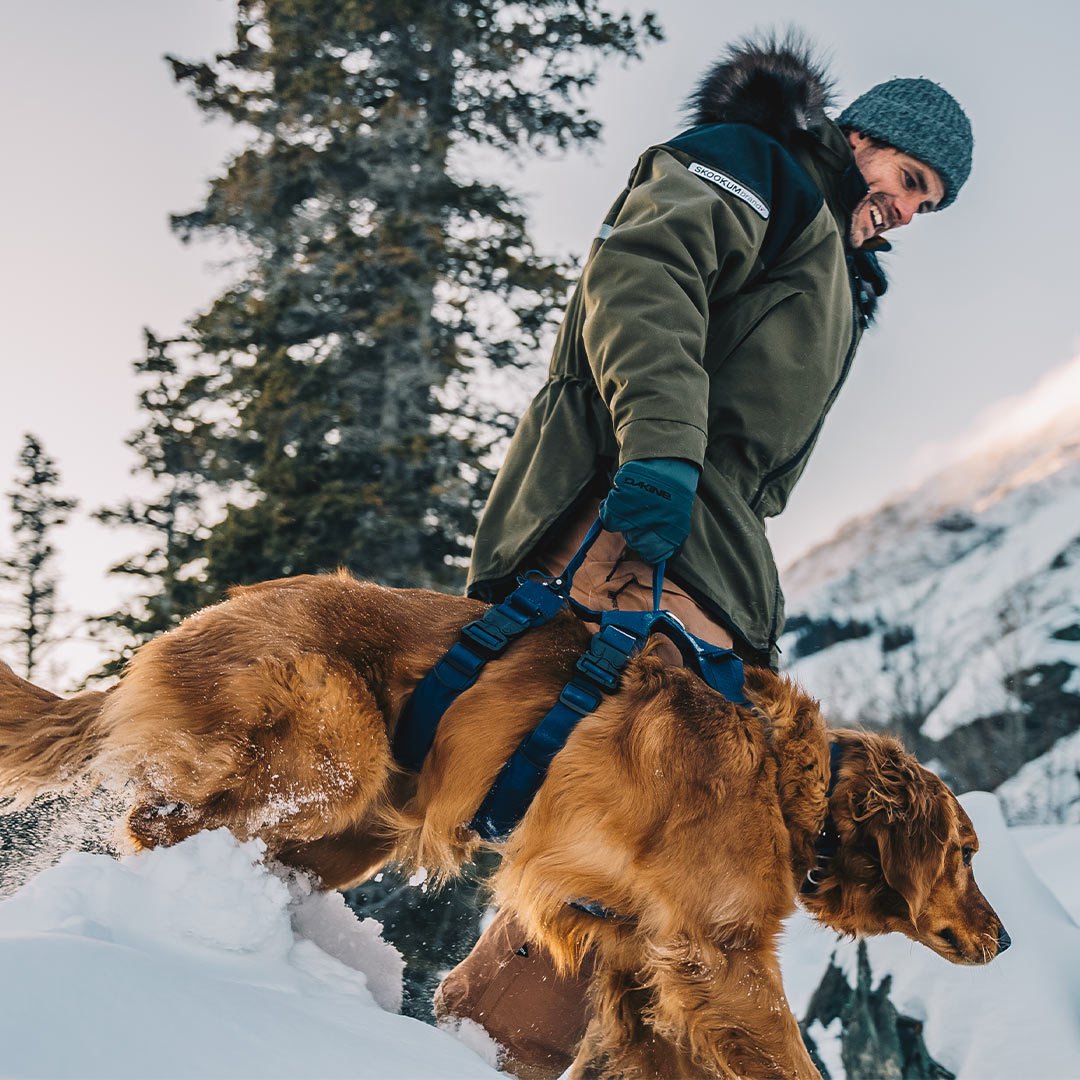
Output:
(687, 32), (834, 147)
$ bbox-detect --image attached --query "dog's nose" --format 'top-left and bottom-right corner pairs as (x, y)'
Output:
(997, 925), (1011, 954)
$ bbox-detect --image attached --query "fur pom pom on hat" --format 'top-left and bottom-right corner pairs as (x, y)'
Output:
(838, 78), (973, 209)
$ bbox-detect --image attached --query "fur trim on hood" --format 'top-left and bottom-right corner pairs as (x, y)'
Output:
(687, 32), (834, 146)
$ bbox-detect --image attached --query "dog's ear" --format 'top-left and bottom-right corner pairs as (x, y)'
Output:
(852, 738), (950, 925)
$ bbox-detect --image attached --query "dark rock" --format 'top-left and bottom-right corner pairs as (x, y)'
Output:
(934, 512), (977, 533)
(344, 854), (495, 1020)
(785, 615), (875, 660)
(881, 625), (916, 653)
(800, 942), (955, 1080)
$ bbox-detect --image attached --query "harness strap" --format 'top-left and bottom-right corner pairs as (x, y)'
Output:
(469, 623), (640, 840)
(392, 577), (568, 772)
(393, 516), (746, 855)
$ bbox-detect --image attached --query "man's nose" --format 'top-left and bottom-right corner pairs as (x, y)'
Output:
(895, 200), (917, 227)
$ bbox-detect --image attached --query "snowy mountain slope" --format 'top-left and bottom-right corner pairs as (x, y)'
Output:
(780, 358), (1080, 818)
(0, 830), (500, 1079)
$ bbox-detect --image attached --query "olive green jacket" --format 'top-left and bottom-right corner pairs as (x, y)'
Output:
(468, 118), (882, 665)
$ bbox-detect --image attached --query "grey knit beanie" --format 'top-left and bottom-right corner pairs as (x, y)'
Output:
(838, 77), (972, 209)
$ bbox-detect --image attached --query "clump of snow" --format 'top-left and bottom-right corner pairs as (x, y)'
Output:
(0, 828), (500, 1078)
(437, 1015), (504, 1071)
(803, 1016), (844, 1080)
(287, 869), (405, 1012)
(781, 793), (1080, 1080)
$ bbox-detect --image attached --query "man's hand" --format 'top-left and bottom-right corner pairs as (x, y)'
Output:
(598, 458), (699, 564)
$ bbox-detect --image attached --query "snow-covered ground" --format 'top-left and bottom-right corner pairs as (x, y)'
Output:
(0, 829), (501, 1079)
(1, 795), (1077, 1078)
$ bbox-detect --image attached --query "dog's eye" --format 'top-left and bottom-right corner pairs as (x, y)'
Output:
(961, 846), (974, 866)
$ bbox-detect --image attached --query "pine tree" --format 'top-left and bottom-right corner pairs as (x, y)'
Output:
(104, 0), (662, 626)
(99, 0), (662, 1016)
(91, 332), (221, 674)
(1, 435), (78, 680)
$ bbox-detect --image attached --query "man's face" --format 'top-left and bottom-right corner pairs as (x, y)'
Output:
(847, 131), (946, 248)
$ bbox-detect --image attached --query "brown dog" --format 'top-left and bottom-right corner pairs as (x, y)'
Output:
(0, 572), (1007, 1079)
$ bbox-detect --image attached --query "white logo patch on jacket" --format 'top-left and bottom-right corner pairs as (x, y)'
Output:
(687, 162), (770, 220)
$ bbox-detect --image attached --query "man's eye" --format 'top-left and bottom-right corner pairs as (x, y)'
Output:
(961, 846), (974, 866)
(903, 170), (916, 190)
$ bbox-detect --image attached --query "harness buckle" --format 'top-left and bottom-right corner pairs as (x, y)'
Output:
(574, 624), (639, 690)
(575, 653), (621, 691)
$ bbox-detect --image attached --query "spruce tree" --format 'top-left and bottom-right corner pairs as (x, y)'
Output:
(107, 0), (661, 621)
(100, 0), (662, 1016)
(1, 435), (78, 681)
(91, 332), (220, 674)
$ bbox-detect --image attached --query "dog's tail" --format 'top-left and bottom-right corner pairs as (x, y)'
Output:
(0, 659), (114, 809)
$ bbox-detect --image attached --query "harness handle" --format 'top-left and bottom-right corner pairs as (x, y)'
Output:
(552, 518), (665, 612)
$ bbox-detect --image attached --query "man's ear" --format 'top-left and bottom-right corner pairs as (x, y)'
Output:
(847, 129), (868, 152)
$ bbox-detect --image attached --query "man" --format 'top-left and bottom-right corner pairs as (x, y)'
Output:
(439, 35), (973, 1079)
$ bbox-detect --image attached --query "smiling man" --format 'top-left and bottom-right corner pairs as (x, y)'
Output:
(448, 38), (974, 1080)
(842, 76), (967, 245)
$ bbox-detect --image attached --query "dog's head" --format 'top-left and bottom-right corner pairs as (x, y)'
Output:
(801, 729), (1009, 965)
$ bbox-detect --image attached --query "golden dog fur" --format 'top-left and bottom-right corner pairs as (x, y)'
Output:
(0, 572), (1006, 1079)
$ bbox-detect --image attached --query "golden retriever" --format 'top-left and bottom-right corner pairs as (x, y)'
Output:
(0, 572), (1007, 1079)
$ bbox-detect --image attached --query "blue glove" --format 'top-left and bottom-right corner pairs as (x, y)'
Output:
(598, 458), (699, 564)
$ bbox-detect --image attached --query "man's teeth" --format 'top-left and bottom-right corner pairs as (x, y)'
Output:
(870, 205), (884, 229)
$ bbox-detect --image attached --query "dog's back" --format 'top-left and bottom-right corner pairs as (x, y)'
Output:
(0, 573), (486, 864)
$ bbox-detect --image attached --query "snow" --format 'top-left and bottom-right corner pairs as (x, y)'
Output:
(0, 829), (501, 1079)
(780, 793), (1080, 1080)
(997, 728), (1080, 828)
(1, 798), (1077, 1078)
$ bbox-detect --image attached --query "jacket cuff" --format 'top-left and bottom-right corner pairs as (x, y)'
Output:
(616, 418), (707, 466)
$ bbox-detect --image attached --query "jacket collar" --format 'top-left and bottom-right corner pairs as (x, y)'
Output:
(792, 118), (868, 241)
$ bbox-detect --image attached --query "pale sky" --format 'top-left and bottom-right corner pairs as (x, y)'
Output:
(2, 0), (1078, 683)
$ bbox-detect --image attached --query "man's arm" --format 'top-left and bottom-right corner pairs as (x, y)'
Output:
(580, 146), (772, 469)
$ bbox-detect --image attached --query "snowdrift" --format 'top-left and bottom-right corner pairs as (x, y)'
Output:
(0, 829), (499, 1079)
(0, 797), (1077, 1078)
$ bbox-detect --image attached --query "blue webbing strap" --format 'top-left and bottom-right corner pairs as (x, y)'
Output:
(392, 577), (569, 772)
(469, 622), (640, 840)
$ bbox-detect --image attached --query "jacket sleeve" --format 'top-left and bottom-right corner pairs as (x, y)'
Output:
(580, 148), (771, 466)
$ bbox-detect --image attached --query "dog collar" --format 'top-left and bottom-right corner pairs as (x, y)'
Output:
(801, 741), (844, 896)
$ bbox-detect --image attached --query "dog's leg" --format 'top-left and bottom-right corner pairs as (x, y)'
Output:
(273, 820), (398, 891)
(570, 969), (696, 1080)
(570, 941), (820, 1080)
(645, 940), (821, 1080)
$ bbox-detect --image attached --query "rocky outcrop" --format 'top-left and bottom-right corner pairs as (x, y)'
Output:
(800, 942), (954, 1080)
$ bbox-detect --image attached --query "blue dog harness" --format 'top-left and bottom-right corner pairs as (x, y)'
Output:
(392, 519), (747, 841)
